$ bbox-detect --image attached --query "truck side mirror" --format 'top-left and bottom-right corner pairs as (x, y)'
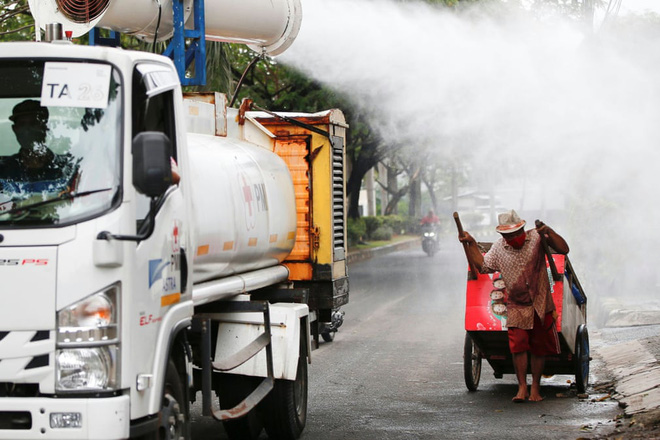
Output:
(132, 132), (172, 198)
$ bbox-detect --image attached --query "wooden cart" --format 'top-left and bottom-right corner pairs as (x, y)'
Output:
(463, 244), (589, 393)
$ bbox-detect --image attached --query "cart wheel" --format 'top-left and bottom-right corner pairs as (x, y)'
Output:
(574, 324), (590, 394)
(464, 333), (482, 391)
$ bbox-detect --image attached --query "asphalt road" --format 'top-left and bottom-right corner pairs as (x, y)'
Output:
(191, 240), (621, 439)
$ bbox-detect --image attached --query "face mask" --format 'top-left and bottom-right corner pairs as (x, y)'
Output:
(505, 231), (526, 249)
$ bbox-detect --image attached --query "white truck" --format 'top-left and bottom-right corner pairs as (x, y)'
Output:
(0, 0), (349, 438)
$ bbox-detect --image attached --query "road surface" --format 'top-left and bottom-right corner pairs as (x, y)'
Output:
(192, 240), (620, 439)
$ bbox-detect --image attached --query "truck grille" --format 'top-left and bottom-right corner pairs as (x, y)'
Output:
(0, 383), (39, 398)
(331, 136), (346, 260)
(0, 330), (52, 390)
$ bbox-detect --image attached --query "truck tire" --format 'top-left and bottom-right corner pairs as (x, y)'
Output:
(218, 374), (264, 440)
(160, 359), (190, 440)
(262, 339), (308, 439)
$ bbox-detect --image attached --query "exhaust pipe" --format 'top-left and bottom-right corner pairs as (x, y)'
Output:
(28, 0), (302, 55)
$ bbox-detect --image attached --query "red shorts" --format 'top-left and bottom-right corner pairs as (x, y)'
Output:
(508, 312), (560, 356)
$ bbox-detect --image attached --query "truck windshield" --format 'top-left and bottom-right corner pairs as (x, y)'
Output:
(0, 60), (122, 227)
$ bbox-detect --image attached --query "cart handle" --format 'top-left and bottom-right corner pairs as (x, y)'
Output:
(535, 219), (561, 282)
(454, 212), (478, 280)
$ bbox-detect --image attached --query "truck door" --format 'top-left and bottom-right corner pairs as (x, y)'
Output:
(126, 64), (188, 411)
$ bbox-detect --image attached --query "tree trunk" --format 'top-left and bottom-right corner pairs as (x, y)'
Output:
(385, 186), (408, 215)
(409, 176), (422, 218)
(347, 158), (378, 219)
(422, 175), (438, 214)
(365, 168), (375, 216)
(378, 162), (387, 216)
(387, 162), (399, 215)
(346, 141), (382, 219)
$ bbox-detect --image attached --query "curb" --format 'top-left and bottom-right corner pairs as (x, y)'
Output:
(596, 338), (660, 416)
(347, 237), (420, 265)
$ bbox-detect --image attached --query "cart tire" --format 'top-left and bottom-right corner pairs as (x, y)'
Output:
(463, 333), (482, 392)
(574, 324), (590, 394)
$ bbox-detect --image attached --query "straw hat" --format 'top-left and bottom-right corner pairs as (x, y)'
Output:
(495, 209), (526, 234)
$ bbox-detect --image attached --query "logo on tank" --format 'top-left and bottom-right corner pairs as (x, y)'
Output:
(238, 168), (269, 231)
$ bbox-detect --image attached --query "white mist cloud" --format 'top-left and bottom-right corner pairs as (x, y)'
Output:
(281, 0), (660, 305)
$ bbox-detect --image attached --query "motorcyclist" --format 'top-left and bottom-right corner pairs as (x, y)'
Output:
(420, 209), (440, 227)
(420, 209), (440, 255)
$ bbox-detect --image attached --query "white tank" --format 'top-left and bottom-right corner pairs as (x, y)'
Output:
(186, 133), (297, 284)
(28, 0), (302, 55)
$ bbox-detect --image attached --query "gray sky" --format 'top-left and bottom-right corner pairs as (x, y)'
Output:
(621, 0), (660, 13)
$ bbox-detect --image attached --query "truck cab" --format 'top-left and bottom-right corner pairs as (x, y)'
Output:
(0, 39), (348, 440)
(0, 41), (195, 439)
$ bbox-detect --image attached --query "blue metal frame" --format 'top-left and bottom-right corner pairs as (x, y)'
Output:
(163, 0), (206, 86)
(89, 28), (121, 47)
(89, 0), (206, 86)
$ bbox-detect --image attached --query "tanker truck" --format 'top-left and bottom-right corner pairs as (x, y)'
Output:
(0, 0), (349, 438)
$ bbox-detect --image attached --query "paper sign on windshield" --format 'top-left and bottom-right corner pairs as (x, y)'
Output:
(41, 62), (111, 109)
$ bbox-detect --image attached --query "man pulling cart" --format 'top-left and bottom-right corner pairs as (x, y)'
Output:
(457, 210), (588, 402)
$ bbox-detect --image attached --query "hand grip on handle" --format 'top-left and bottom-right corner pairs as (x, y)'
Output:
(454, 212), (478, 280)
(535, 219), (561, 281)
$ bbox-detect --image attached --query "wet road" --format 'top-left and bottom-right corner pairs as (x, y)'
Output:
(192, 240), (620, 439)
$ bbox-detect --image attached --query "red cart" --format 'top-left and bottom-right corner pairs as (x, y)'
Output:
(463, 243), (589, 393)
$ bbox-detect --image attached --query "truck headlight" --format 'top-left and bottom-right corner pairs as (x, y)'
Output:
(56, 284), (120, 392)
(56, 346), (118, 390)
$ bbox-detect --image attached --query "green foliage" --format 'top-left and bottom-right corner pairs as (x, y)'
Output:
(362, 216), (384, 239)
(381, 215), (406, 235)
(198, 41), (233, 95)
(347, 217), (366, 247)
(214, 44), (350, 112)
(0, 0), (33, 42)
(360, 214), (417, 238)
(370, 225), (393, 241)
(404, 216), (422, 234)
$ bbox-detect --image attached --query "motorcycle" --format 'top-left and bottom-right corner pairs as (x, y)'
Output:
(421, 224), (439, 256)
(320, 309), (345, 342)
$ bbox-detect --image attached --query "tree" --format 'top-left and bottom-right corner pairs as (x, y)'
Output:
(0, 0), (34, 42)
(345, 113), (387, 218)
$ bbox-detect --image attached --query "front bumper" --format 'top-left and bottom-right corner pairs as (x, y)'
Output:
(0, 395), (129, 439)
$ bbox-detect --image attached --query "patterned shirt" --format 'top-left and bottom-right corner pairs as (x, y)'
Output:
(481, 229), (554, 330)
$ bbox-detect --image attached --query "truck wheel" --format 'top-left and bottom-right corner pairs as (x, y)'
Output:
(463, 333), (482, 392)
(262, 344), (308, 439)
(574, 325), (590, 394)
(160, 359), (189, 440)
(218, 374), (264, 440)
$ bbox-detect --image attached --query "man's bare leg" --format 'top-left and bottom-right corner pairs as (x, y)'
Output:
(512, 352), (529, 401)
(529, 354), (545, 401)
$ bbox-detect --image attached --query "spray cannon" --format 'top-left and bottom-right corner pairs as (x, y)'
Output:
(28, 0), (302, 55)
